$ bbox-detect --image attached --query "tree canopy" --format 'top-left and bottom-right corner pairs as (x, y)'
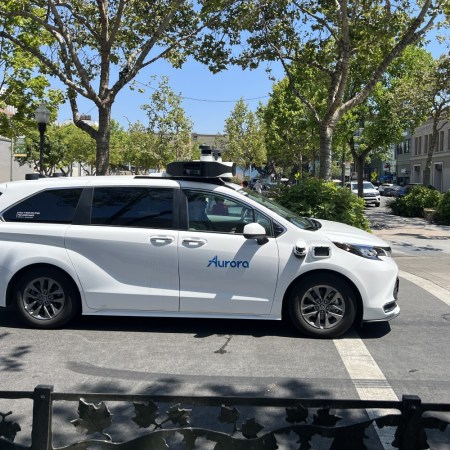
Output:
(203, 0), (447, 179)
(0, 0), (232, 174)
(223, 99), (266, 178)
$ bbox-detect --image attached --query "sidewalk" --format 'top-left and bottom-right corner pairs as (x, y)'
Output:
(364, 206), (450, 293)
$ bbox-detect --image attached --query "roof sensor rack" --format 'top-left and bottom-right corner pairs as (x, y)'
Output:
(166, 145), (236, 179)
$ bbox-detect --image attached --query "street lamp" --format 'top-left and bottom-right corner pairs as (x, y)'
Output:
(35, 103), (50, 176)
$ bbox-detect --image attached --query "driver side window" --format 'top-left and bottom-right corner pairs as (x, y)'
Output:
(184, 189), (271, 235)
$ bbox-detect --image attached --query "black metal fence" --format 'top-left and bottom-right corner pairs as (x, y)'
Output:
(1, 385), (450, 449)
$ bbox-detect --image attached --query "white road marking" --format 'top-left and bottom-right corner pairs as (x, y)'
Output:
(334, 329), (398, 449)
(399, 270), (450, 307)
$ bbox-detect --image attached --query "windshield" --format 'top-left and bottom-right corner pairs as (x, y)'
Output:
(238, 188), (315, 230)
(350, 182), (375, 190)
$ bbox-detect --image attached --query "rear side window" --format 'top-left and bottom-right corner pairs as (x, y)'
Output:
(2, 188), (83, 224)
(91, 187), (174, 229)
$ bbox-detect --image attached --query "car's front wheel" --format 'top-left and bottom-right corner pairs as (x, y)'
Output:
(14, 267), (80, 328)
(288, 274), (356, 338)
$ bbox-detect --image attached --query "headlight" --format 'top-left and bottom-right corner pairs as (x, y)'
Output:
(333, 242), (392, 259)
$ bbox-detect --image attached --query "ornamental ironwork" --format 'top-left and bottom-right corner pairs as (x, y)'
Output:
(0, 385), (449, 449)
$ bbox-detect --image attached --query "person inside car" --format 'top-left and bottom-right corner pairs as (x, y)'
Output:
(211, 197), (229, 215)
(188, 194), (211, 230)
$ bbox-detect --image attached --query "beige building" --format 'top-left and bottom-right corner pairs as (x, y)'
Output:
(409, 119), (450, 192)
(0, 136), (34, 183)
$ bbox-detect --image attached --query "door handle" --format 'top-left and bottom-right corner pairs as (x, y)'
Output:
(150, 236), (175, 245)
(182, 238), (207, 247)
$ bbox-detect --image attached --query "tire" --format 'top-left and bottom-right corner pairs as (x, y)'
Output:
(375, 202), (381, 207)
(288, 274), (356, 338)
(14, 267), (80, 328)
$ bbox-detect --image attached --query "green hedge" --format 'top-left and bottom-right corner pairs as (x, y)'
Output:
(437, 191), (450, 225)
(387, 186), (442, 218)
(272, 177), (371, 231)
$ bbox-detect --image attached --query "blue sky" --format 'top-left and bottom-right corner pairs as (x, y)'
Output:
(58, 58), (284, 135)
(57, 29), (448, 135)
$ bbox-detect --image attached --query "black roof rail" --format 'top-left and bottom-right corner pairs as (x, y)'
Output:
(133, 175), (228, 185)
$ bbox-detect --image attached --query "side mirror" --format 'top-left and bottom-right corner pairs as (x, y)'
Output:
(243, 223), (268, 245)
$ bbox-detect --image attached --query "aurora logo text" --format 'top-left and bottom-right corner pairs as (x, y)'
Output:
(207, 255), (250, 269)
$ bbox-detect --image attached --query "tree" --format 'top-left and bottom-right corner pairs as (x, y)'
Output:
(223, 99), (266, 178)
(19, 122), (96, 175)
(123, 121), (158, 174)
(142, 76), (193, 170)
(0, 31), (64, 139)
(421, 55), (450, 186)
(338, 46), (435, 196)
(261, 77), (318, 179)
(203, 0), (446, 180)
(0, 0), (231, 174)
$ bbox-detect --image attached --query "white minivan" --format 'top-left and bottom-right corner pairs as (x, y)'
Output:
(0, 157), (399, 338)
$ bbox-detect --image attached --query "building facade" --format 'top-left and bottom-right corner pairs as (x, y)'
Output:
(0, 136), (34, 183)
(409, 119), (450, 192)
(365, 119), (450, 192)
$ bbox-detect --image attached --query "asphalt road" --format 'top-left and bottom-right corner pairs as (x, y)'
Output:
(1, 199), (450, 448)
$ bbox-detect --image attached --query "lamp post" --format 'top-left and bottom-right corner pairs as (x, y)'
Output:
(35, 103), (50, 176)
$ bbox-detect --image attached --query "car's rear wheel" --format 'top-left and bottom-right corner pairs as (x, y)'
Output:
(14, 267), (80, 328)
(288, 274), (356, 338)
(375, 202), (381, 207)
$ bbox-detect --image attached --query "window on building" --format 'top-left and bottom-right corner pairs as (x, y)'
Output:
(2, 188), (83, 223)
(397, 143), (403, 155)
(440, 131), (444, 152)
(405, 139), (411, 153)
(414, 137), (418, 155)
(448, 129), (450, 151)
(91, 187), (174, 228)
(424, 135), (428, 154)
(413, 165), (421, 183)
(418, 136), (422, 155)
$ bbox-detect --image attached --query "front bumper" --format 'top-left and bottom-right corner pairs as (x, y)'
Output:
(364, 196), (381, 204)
(362, 276), (400, 322)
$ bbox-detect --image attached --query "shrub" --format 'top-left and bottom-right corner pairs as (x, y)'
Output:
(273, 177), (370, 231)
(437, 191), (450, 225)
(387, 186), (442, 218)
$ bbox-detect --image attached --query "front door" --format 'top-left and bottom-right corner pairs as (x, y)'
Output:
(178, 190), (279, 315)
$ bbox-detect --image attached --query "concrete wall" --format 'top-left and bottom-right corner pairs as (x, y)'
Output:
(0, 136), (34, 183)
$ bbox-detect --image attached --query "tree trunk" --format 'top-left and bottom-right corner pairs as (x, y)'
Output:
(422, 122), (438, 186)
(319, 124), (333, 180)
(95, 106), (111, 175)
(355, 155), (365, 198)
(349, 138), (371, 198)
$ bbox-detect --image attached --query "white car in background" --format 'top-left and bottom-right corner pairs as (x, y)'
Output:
(345, 181), (381, 207)
(0, 151), (399, 338)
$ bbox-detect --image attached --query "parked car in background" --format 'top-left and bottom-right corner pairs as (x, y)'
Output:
(383, 185), (402, 197)
(378, 183), (393, 196)
(345, 181), (381, 207)
(397, 183), (437, 197)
